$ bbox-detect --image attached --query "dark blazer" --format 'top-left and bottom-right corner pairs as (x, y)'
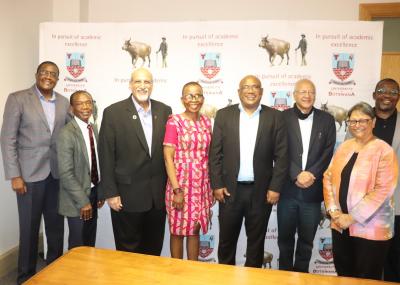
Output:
(98, 96), (172, 212)
(58, 118), (99, 217)
(209, 104), (288, 208)
(281, 108), (336, 203)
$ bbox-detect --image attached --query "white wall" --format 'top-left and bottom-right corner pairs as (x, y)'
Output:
(0, 0), (395, 256)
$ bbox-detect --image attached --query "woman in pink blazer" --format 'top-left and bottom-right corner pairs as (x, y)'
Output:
(323, 102), (398, 280)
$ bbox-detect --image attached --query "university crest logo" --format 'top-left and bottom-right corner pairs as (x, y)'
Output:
(199, 234), (215, 259)
(332, 53), (354, 81)
(66, 53), (85, 78)
(199, 53), (221, 80)
(270, 90), (292, 111)
(319, 237), (333, 261)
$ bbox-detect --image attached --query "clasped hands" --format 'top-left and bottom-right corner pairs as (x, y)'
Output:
(213, 187), (280, 205)
(329, 209), (355, 230)
(295, 171), (315, 188)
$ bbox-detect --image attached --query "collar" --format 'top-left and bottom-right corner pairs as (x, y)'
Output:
(35, 85), (56, 102)
(74, 116), (91, 129)
(238, 103), (261, 117)
(131, 95), (151, 114)
(293, 103), (314, 120)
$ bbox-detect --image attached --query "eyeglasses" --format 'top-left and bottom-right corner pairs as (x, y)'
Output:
(38, 70), (58, 79)
(376, 88), (399, 97)
(241, 85), (261, 91)
(345, 119), (371, 127)
(295, 90), (316, 96)
(183, 93), (204, 101)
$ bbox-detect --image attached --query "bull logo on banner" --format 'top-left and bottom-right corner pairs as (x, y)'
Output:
(199, 234), (216, 262)
(200, 53), (221, 80)
(332, 53), (354, 82)
(318, 237), (333, 262)
(66, 53), (85, 78)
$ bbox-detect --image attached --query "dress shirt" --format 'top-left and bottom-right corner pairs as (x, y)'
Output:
(75, 117), (100, 187)
(35, 85), (55, 133)
(237, 104), (261, 182)
(298, 112), (313, 170)
(132, 96), (153, 156)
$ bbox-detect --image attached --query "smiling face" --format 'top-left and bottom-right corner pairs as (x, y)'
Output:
(238, 75), (263, 113)
(293, 79), (316, 113)
(373, 79), (400, 114)
(35, 63), (59, 96)
(71, 92), (93, 123)
(181, 83), (204, 114)
(129, 68), (153, 107)
(348, 109), (375, 141)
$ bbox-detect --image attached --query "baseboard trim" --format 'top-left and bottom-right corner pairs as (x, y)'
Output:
(0, 233), (44, 279)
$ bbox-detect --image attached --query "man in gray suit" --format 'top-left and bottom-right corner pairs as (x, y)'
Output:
(58, 90), (104, 250)
(1, 61), (71, 284)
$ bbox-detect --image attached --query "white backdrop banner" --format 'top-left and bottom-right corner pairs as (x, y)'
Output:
(39, 20), (383, 274)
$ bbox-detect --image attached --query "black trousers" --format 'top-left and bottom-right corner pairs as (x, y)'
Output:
(67, 186), (98, 250)
(332, 229), (391, 280)
(16, 174), (64, 285)
(218, 183), (272, 267)
(384, 215), (400, 282)
(111, 207), (166, 255)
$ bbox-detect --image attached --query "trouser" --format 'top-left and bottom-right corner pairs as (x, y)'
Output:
(17, 174), (64, 285)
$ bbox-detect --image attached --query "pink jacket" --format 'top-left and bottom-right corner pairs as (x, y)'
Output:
(323, 138), (398, 240)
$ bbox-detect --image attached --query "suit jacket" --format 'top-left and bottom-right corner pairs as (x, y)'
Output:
(281, 108), (336, 203)
(323, 138), (398, 240)
(209, 104), (288, 208)
(57, 118), (99, 217)
(98, 96), (172, 212)
(1, 85), (71, 182)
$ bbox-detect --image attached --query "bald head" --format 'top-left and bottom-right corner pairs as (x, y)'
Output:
(130, 67), (153, 83)
(294, 79), (315, 92)
(239, 75), (261, 89)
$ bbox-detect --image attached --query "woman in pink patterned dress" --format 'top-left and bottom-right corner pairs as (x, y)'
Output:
(163, 82), (213, 260)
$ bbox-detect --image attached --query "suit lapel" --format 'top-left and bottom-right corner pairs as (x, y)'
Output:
(151, 100), (161, 156)
(71, 119), (90, 167)
(53, 92), (66, 132)
(125, 97), (150, 156)
(289, 108), (303, 149)
(308, 109), (320, 153)
(255, 106), (266, 149)
(30, 86), (51, 130)
(232, 106), (241, 168)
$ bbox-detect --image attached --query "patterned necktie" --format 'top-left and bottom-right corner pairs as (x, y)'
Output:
(87, 124), (99, 185)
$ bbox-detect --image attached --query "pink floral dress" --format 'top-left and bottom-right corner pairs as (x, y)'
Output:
(163, 114), (213, 236)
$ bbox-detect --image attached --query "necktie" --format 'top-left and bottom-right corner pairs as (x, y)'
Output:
(87, 124), (99, 185)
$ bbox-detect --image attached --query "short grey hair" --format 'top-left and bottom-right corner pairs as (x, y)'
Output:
(347, 102), (375, 119)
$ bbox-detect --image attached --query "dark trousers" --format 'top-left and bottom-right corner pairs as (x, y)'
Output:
(384, 215), (400, 282)
(16, 174), (64, 285)
(67, 186), (98, 250)
(218, 183), (272, 267)
(277, 197), (320, 272)
(332, 229), (391, 280)
(111, 207), (166, 255)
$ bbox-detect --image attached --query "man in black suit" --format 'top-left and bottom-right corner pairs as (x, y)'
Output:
(209, 75), (288, 267)
(277, 79), (336, 272)
(99, 67), (172, 255)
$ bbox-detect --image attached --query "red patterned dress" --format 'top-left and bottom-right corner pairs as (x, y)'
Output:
(163, 114), (213, 236)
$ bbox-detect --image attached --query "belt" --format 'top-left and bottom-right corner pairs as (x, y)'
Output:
(237, 181), (254, 185)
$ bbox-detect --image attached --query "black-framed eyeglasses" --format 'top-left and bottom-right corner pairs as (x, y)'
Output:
(345, 119), (371, 127)
(183, 93), (204, 101)
(376, 88), (399, 97)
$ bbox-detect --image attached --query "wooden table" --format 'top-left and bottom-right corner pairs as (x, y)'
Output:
(24, 247), (396, 285)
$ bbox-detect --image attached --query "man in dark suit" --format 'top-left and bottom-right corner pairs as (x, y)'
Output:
(58, 90), (104, 250)
(277, 79), (336, 272)
(1, 61), (71, 284)
(99, 67), (172, 255)
(209, 75), (288, 267)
